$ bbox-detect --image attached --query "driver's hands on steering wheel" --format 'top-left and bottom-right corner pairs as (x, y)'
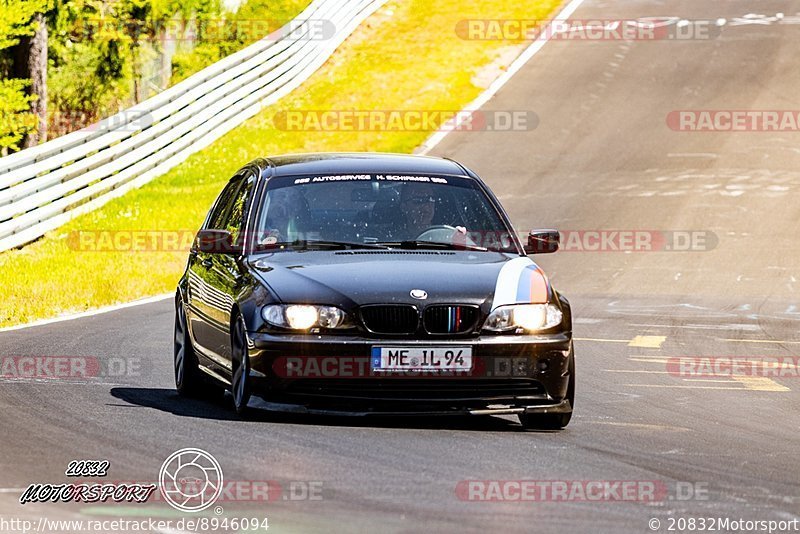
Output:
(415, 225), (479, 247)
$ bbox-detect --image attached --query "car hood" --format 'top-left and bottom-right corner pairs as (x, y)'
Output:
(249, 251), (551, 309)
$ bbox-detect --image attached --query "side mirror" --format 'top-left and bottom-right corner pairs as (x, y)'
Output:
(194, 229), (235, 254)
(524, 229), (559, 254)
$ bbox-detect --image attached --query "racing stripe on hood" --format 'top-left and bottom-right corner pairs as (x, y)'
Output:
(491, 257), (550, 309)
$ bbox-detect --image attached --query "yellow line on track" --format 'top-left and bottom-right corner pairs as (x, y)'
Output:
(731, 376), (790, 392)
(628, 335), (666, 348)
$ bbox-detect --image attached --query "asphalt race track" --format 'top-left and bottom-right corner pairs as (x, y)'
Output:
(1, 0), (799, 532)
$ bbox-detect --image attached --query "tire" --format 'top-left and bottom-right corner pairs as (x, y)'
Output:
(231, 314), (252, 416)
(174, 295), (204, 397)
(519, 348), (575, 430)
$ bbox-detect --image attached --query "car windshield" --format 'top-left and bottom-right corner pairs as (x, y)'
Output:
(254, 174), (518, 252)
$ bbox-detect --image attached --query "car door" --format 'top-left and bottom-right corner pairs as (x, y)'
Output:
(204, 171), (257, 364)
(186, 173), (246, 362)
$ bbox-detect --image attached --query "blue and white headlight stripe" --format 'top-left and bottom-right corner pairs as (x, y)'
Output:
(515, 264), (549, 302)
(491, 257), (551, 310)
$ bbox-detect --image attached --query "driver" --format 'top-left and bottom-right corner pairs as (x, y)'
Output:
(262, 187), (309, 243)
(399, 182), (437, 238)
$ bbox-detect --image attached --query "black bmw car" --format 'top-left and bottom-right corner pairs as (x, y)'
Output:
(175, 153), (574, 429)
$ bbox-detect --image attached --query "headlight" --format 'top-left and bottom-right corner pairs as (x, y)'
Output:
(262, 304), (352, 330)
(482, 304), (562, 333)
(317, 306), (345, 328)
(285, 305), (318, 329)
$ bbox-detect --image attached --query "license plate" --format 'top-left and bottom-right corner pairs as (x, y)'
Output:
(371, 347), (472, 371)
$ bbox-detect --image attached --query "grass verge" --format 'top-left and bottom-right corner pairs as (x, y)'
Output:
(0, 0), (561, 327)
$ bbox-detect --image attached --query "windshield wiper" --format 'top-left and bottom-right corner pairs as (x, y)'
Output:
(256, 239), (390, 251)
(376, 240), (488, 252)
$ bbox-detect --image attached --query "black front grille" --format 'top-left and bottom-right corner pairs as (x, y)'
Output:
(424, 305), (480, 334)
(360, 305), (419, 334)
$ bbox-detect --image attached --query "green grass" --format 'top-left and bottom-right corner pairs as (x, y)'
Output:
(0, 0), (561, 327)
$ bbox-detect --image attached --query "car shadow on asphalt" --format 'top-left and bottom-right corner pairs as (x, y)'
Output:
(109, 387), (549, 432)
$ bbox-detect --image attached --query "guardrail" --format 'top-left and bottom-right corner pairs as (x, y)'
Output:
(0, 0), (386, 252)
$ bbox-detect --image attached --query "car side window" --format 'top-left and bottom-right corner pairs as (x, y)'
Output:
(223, 172), (255, 246)
(207, 175), (245, 231)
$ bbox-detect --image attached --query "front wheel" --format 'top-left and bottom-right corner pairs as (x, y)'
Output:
(231, 314), (252, 416)
(174, 295), (204, 397)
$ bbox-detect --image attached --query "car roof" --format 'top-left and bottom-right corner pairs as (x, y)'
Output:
(255, 152), (471, 178)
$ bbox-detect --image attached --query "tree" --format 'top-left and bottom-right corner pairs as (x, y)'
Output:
(0, 79), (38, 152)
(47, 0), (132, 134)
(11, 10), (48, 147)
(0, 0), (47, 152)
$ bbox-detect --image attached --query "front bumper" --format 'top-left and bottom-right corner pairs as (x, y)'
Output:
(245, 331), (573, 414)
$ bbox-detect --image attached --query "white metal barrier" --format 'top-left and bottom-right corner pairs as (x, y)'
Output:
(0, 0), (386, 252)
